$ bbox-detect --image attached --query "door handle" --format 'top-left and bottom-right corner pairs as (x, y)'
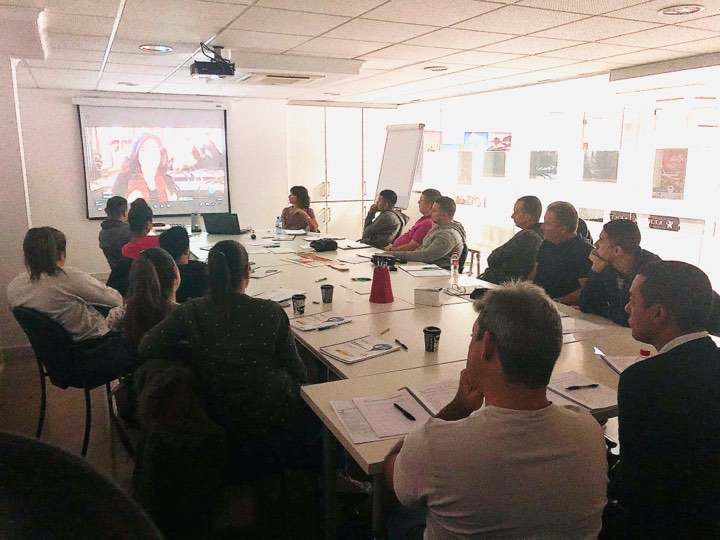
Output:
(326, 180), (331, 198)
(328, 208), (332, 222)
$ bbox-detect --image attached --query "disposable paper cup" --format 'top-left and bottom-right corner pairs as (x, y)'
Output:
(320, 284), (334, 304)
(292, 294), (306, 315)
(423, 326), (441, 352)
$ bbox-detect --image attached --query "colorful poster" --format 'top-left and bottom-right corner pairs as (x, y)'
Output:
(578, 208), (604, 223)
(463, 132), (488, 151)
(652, 148), (687, 200)
(529, 151), (558, 179)
(423, 131), (442, 152)
(583, 151), (619, 183)
(487, 132), (512, 151)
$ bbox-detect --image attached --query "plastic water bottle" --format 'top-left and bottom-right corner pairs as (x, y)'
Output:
(274, 216), (282, 240)
(450, 251), (459, 287)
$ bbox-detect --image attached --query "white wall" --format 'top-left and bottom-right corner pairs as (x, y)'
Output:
(17, 89), (289, 274)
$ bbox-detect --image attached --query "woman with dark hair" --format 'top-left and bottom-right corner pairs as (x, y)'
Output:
(281, 185), (319, 232)
(7, 227), (136, 377)
(107, 248), (179, 348)
(121, 198), (160, 260)
(113, 133), (177, 204)
(139, 240), (316, 476)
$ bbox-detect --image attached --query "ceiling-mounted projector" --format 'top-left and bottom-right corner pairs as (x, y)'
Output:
(191, 43), (235, 79)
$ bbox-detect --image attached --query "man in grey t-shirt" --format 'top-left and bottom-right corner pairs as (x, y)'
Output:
(384, 282), (607, 539)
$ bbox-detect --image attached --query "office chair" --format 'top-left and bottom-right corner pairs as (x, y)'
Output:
(12, 307), (134, 458)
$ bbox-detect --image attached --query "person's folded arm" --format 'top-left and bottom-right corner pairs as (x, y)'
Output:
(556, 278), (587, 305)
(72, 272), (124, 308)
(393, 235), (453, 264)
(361, 212), (395, 244)
(389, 239), (420, 252)
(578, 271), (607, 315)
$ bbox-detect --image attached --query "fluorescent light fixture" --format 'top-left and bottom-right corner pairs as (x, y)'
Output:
(659, 4), (704, 15)
(138, 43), (173, 53)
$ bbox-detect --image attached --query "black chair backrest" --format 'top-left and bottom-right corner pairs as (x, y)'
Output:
(458, 243), (468, 275)
(12, 307), (77, 389)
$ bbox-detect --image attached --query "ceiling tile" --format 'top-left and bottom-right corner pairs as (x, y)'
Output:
(517, 0), (645, 15)
(362, 0), (502, 27)
(604, 48), (688, 64)
(215, 29), (308, 52)
(15, 62), (37, 88)
(399, 61), (484, 73)
(607, 0), (720, 24)
(256, 0), (385, 17)
(46, 48), (106, 62)
(229, 6), (349, 35)
(46, 32), (109, 52)
(116, 19), (227, 43)
(454, 5), (586, 35)
(325, 18), (438, 42)
(441, 50), (523, 65)
(663, 36), (720, 53)
(25, 58), (101, 70)
(123, 0), (246, 26)
(680, 14), (720, 32)
(287, 37), (388, 58)
(30, 67), (98, 89)
(361, 44), (459, 62)
(359, 58), (416, 69)
(111, 40), (199, 54)
(602, 26), (718, 47)
(104, 63), (177, 75)
(106, 51), (192, 66)
(543, 59), (626, 74)
(535, 16), (659, 40)
(407, 28), (510, 49)
(45, 0), (120, 17)
(492, 55), (574, 69)
(44, 12), (115, 36)
(540, 42), (640, 60)
(100, 72), (167, 85)
(479, 36), (583, 54)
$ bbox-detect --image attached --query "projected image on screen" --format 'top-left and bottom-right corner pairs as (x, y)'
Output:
(80, 105), (230, 218)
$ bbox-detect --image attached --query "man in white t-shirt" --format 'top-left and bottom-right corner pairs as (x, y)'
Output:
(384, 281), (607, 539)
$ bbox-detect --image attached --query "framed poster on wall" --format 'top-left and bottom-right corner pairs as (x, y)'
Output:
(652, 148), (687, 200)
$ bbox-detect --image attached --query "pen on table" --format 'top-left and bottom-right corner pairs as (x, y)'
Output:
(318, 324), (335, 331)
(393, 403), (416, 421)
(315, 277), (328, 282)
(421, 266), (437, 269)
(312, 301), (320, 305)
(379, 327), (390, 335)
(351, 277), (371, 282)
(394, 338), (408, 350)
(565, 383), (599, 391)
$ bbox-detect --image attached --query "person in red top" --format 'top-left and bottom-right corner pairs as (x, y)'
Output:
(113, 134), (177, 204)
(385, 188), (441, 252)
(121, 198), (160, 260)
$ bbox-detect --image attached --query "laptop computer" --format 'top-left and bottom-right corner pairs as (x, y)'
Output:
(202, 213), (250, 235)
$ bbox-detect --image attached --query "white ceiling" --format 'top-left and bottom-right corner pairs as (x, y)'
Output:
(5, 0), (720, 103)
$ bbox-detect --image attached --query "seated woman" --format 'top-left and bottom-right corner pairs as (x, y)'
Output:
(7, 227), (136, 379)
(138, 240), (315, 476)
(121, 198), (159, 260)
(281, 185), (319, 232)
(107, 248), (179, 349)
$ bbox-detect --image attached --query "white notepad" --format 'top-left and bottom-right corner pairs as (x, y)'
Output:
(406, 379), (459, 416)
(353, 389), (431, 438)
(548, 371), (617, 415)
(594, 347), (646, 374)
(254, 288), (305, 303)
(290, 312), (351, 332)
(321, 335), (400, 364)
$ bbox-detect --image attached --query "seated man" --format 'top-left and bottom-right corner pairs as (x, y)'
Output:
(388, 196), (465, 269)
(384, 282), (607, 538)
(159, 226), (208, 303)
(533, 201), (592, 304)
(580, 219), (660, 326)
(359, 189), (407, 249)
(385, 188), (441, 252)
(480, 195), (544, 284)
(619, 261), (720, 536)
(99, 196), (131, 270)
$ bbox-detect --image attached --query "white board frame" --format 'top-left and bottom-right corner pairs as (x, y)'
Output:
(375, 123), (425, 209)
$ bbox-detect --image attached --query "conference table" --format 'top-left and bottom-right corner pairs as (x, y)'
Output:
(189, 230), (644, 538)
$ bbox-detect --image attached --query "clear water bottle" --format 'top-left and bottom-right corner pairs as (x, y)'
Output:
(274, 216), (282, 240)
(450, 251), (459, 287)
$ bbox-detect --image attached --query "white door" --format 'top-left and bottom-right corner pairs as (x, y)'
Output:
(326, 107), (363, 201)
(325, 201), (365, 240)
(287, 106), (326, 204)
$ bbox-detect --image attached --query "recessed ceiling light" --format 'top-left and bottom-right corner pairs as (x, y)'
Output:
(117, 81), (140, 87)
(138, 44), (173, 54)
(423, 65), (448, 72)
(659, 4), (704, 15)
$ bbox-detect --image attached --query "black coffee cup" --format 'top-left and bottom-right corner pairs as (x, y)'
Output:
(423, 326), (441, 352)
(320, 284), (334, 304)
(292, 294), (306, 315)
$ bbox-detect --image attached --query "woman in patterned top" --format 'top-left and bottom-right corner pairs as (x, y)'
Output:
(138, 240), (314, 474)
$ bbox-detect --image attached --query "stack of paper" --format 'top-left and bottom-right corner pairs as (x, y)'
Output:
(406, 379), (459, 416)
(338, 241), (372, 250)
(290, 312), (352, 332)
(254, 288), (305, 303)
(400, 263), (450, 277)
(321, 335), (401, 364)
(594, 347), (646, 374)
(548, 371), (617, 416)
(353, 390), (431, 437)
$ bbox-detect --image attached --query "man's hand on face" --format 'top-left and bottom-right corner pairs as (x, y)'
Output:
(452, 368), (485, 417)
(368, 203), (379, 214)
(589, 251), (609, 273)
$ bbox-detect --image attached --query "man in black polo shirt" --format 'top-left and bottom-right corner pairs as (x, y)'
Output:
(532, 201), (591, 304)
(580, 219), (660, 326)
